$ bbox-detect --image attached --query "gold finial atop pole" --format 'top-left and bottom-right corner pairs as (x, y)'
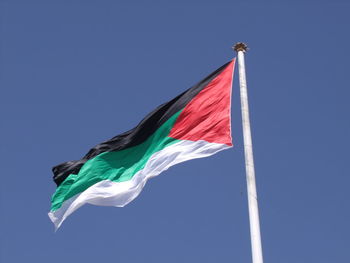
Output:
(233, 42), (248, 52)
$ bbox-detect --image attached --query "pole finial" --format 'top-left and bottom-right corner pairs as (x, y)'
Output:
(233, 42), (248, 52)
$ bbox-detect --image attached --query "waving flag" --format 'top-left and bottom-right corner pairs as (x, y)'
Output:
(49, 59), (235, 229)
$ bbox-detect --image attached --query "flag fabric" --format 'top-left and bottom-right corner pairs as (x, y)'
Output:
(49, 59), (236, 229)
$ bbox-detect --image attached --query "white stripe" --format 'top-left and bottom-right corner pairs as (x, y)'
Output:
(48, 140), (231, 230)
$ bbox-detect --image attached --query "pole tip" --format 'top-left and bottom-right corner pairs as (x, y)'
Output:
(233, 42), (248, 52)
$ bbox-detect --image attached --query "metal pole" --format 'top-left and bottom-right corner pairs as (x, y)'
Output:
(233, 43), (264, 263)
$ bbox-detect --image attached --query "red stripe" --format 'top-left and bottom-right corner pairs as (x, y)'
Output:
(169, 59), (235, 146)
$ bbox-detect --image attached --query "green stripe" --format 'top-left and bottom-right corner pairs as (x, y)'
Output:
(51, 111), (182, 211)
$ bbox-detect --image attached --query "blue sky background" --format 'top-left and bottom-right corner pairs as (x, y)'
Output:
(1, 1), (349, 262)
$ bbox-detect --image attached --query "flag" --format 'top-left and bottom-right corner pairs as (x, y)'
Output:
(49, 59), (236, 229)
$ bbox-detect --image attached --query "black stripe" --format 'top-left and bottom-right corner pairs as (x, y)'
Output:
(53, 61), (231, 186)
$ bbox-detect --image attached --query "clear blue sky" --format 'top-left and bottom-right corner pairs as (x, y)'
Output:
(1, 1), (349, 262)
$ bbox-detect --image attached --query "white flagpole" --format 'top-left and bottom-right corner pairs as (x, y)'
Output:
(233, 43), (264, 263)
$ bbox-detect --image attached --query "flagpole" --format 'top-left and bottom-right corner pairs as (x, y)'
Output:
(233, 43), (264, 263)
